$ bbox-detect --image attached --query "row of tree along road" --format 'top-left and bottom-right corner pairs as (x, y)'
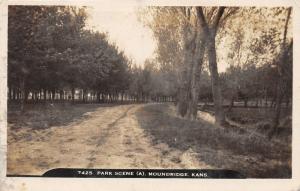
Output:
(8, 6), (292, 137)
(8, 6), (175, 106)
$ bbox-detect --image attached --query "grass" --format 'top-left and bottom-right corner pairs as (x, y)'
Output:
(201, 105), (292, 143)
(8, 102), (105, 130)
(226, 107), (291, 125)
(135, 103), (291, 178)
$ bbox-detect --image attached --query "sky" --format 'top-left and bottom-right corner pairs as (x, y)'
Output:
(86, 5), (156, 67)
(86, 5), (231, 72)
(86, 6), (292, 73)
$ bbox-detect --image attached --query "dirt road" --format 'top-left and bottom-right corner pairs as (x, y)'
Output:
(7, 104), (210, 175)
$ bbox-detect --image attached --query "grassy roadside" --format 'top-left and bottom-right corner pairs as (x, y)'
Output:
(135, 103), (291, 178)
(7, 102), (134, 130)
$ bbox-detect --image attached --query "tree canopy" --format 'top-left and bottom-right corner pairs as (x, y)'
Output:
(8, 6), (132, 103)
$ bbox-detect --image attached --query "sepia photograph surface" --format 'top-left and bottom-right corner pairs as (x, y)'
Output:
(2, 0), (296, 183)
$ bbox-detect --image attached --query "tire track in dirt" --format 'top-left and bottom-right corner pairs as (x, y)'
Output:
(87, 105), (134, 168)
(8, 104), (210, 175)
(7, 105), (133, 175)
(107, 105), (134, 128)
(88, 104), (210, 169)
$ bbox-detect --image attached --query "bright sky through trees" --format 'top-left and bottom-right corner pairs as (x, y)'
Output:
(86, 6), (291, 73)
(86, 5), (232, 72)
(86, 5), (156, 67)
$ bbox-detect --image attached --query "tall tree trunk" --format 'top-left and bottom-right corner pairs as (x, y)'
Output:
(196, 7), (226, 126)
(264, 89), (268, 107)
(177, 19), (196, 118)
(60, 90), (64, 101)
(82, 89), (86, 103)
(187, 31), (206, 120)
(17, 90), (21, 100)
(12, 88), (16, 100)
(97, 91), (100, 103)
(207, 36), (226, 125)
(43, 89), (47, 102)
(271, 8), (291, 137)
(228, 97), (234, 112)
(20, 79), (26, 112)
(71, 87), (75, 103)
(244, 98), (248, 108)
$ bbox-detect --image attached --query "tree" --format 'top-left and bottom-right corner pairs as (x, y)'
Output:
(174, 7), (207, 120)
(8, 6), (132, 105)
(271, 7), (292, 136)
(195, 7), (225, 124)
(141, 7), (239, 124)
